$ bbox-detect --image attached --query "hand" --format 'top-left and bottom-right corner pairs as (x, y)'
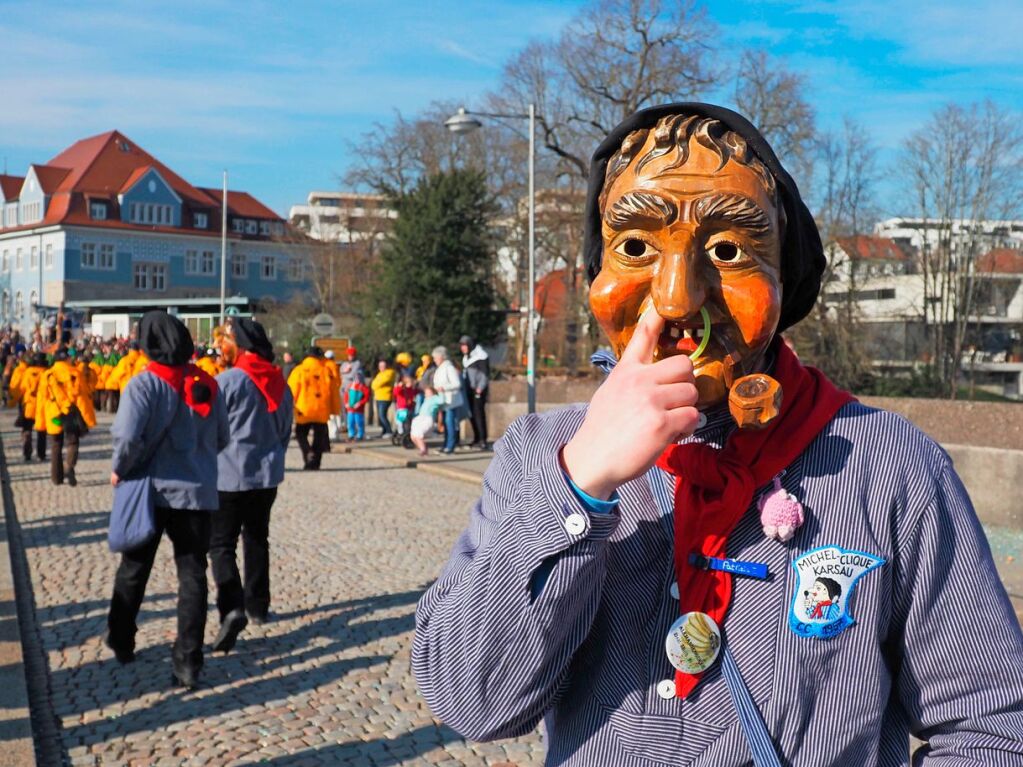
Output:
(561, 309), (699, 500)
(110, 472), (120, 487)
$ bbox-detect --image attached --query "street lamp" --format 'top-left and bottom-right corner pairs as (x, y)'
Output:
(444, 105), (537, 414)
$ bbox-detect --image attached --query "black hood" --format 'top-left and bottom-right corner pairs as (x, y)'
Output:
(139, 310), (193, 366)
(583, 102), (824, 333)
(232, 318), (275, 362)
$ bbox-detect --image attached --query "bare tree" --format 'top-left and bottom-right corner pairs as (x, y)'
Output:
(734, 49), (817, 188)
(903, 101), (1023, 397)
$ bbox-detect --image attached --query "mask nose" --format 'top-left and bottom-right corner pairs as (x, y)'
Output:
(651, 243), (706, 321)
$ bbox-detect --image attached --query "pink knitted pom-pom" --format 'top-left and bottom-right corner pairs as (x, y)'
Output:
(757, 476), (804, 542)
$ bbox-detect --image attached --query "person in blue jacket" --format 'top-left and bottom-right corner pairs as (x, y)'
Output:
(106, 311), (229, 689)
(209, 318), (294, 652)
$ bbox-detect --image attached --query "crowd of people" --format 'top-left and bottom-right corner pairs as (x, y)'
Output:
(0, 317), (493, 689)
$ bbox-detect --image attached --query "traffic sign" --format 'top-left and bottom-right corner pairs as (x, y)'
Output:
(311, 313), (336, 335)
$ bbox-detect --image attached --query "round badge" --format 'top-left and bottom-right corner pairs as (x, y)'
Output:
(665, 611), (722, 674)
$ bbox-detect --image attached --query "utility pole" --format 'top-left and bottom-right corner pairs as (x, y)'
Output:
(220, 170), (228, 326)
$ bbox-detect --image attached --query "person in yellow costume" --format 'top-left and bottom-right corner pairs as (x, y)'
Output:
(370, 359), (397, 438)
(287, 346), (339, 470)
(196, 348), (222, 377)
(11, 353), (48, 462)
(7, 354), (28, 409)
(85, 353), (103, 410)
(35, 349), (96, 486)
(106, 344), (143, 393)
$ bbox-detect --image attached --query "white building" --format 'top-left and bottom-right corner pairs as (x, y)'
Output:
(288, 191), (395, 244)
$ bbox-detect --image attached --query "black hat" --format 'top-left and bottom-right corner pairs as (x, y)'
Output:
(139, 311), (193, 366)
(582, 102), (825, 333)
(306, 346), (324, 359)
(459, 335), (474, 347)
(232, 318), (275, 362)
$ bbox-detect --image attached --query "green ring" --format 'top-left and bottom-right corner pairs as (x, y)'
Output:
(689, 306), (711, 361)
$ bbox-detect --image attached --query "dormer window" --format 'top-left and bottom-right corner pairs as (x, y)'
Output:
(90, 201), (108, 220)
(194, 212), (208, 229)
(245, 220), (257, 235)
(259, 220), (270, 236)
(232, 218), (245, 233)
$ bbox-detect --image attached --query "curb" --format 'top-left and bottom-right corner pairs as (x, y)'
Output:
(0, 433), (42, 766)
(344, 446), (484, 486)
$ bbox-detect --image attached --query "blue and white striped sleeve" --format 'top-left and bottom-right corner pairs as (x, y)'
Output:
(892, 459), (1023, 762)
(412, 413), (619, 741)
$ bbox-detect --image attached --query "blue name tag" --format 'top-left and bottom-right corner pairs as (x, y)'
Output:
(689, 554), (769, 580)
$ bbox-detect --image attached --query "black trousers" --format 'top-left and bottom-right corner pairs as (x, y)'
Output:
(295, 422), (329, 469)
(209, 487), (278, 621)
(21, 428), (45, 461)
(107, 508), (211, 671)
(468, 388), (488, 445)
(48, 431), (80, 485)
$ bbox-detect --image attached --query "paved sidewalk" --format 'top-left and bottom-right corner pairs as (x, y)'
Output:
(0, 416), (545, 766)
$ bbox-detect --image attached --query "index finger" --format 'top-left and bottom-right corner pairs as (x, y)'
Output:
(620, 307), (664, 365)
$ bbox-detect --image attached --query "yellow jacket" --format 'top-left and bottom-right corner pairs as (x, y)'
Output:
(196, 356), (222, 377)
(80, 361), (100, 395)
(106, 350), (140, 392)
(287, 356), (339, 424)
(7, 362), (27, 408)
(34, 360), (97, 435)
(370, 368), (397, 402)
(131, 352), (149, 378)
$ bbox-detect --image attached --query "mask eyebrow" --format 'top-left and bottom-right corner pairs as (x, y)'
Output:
(694, 193), (773, 236)
(604, 191), (677, 230)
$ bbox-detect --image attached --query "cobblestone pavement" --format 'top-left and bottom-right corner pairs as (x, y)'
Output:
(0, 415), (545, 766)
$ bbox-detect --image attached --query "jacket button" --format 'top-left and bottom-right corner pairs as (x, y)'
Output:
(670, 582), (680, 600)
(657, 679), (676, 699)
(564, 513), (586, 535)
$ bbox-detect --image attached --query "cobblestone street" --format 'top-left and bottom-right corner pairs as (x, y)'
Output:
(1, 415), (545, 766)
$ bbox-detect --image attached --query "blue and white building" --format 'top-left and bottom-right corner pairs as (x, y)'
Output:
(0, 130), (311, 339)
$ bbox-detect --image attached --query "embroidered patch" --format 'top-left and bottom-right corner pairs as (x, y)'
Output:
(789, 545), (884, 639)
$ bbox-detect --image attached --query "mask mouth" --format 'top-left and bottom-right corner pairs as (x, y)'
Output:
(656, 307), (713, 358)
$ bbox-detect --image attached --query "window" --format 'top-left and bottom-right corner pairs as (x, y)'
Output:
(1, 250), (8, 271)
(21, 201), (41, 222)
(1, 291), (8, 319)
(259, 220), (270, 236)
(15, 248), (23, 270)
(99, 244), (115, 269)
(272, 222), (284, 236)
(261, 255), (276, 280)
(286, 258), (304, 281)
(130, 203), (138, 221)
(29, 290), (37, 312)
(14, 291), (22, 320)
(185, 250), (199, 274)
(232, 218), (245, 233)
(80, 243), (96, 268)
(133, 263), (166, 291)
(194, 212), (208, 229)
(3, 205), (16, 227)
(231, 252), (247, 278)
(90, 201), (107, 220)
(44, 244), (53, 269)
(201, 250), (215, 275)
(30, 246), (38, 269)
(245, 220), (257, 235)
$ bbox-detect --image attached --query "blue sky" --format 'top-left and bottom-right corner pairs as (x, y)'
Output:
(2, 0), (1021, 218)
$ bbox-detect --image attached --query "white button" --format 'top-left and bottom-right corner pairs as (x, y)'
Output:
(564, 513), (586, 535)
(657, 679), (677, 699)
(669, 582), (680, 600)
(697, 412), (708, 429)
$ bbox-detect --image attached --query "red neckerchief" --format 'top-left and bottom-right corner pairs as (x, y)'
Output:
(146, 361), (219, 418)
(233, 351), (286, 413)
(656, 340), (854, 698)
(810, 601), (832, 619)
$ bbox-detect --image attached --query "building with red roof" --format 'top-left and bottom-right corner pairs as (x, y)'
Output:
(0, 130), (310, 337)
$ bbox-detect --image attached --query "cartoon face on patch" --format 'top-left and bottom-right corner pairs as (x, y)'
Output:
(789, 546), (884, 640)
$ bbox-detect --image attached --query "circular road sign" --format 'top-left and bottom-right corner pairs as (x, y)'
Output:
(311, 313), (336, 335)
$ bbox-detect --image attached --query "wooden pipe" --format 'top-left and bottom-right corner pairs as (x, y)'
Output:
(728, 373), (782, 429)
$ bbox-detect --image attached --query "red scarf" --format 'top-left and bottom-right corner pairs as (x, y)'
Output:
(233, 351), (286, 413)
(146, 361), (219, 418)
(656, 341), (853, 698)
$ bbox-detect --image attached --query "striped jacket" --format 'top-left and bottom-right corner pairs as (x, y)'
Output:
(413, 402), (1023, 765)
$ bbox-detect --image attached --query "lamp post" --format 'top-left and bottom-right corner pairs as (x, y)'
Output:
(445, 105), (537, 415)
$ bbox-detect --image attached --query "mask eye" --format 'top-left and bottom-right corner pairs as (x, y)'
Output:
(614, 238), (658, 261)
(707, 241), (743, 263)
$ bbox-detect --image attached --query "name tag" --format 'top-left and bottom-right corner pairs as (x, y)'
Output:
(689, 553), (769, 580)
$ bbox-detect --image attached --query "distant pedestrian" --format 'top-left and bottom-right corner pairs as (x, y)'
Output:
(340, 346), (362, 432)
(416, 353), (436, 414)
(35, 348), (96, 486)
(345, 371), (370, 441)
(459, 335), (490, 449)
(287, 347), (338, 470)
(409, 387), (444, 456)
(323, 350), (343, 442)
(10, 353), (47, 462)
(392, 372), (419, 445)
(370, 359), (396, 438)
(281, 351), (297, 382)
(106, 311), (228, 690)
(431, 346), (463, 454)
(210, 319), (293, 651)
